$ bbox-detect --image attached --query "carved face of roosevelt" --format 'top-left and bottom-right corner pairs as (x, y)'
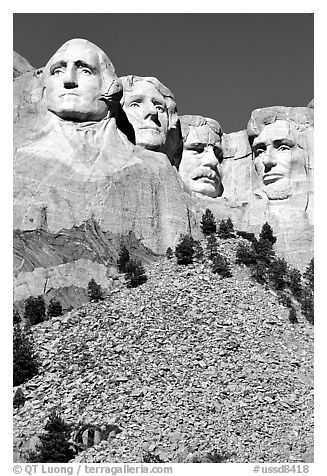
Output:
(44, 40), (109, 122)
(252, 120), (297, 200)
(179, 125), (223, 199)
(122, 81), (169, 152)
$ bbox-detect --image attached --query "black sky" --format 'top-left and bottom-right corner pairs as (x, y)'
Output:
(13, 13), (313, 133)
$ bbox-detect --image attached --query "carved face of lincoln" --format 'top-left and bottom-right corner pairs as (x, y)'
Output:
(44, 39), (115, 122)
(179, 121), (223, 199)
(252, 120), (297, 200)
(122, 80), (169, 152)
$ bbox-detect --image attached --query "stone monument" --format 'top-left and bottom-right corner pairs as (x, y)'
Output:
(178, 115), (224, 199)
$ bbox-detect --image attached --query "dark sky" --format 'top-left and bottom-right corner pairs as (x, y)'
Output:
(13, 13), (313, 133)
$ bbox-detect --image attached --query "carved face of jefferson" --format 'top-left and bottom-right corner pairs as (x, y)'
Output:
(252, 120), (297, 200)
(44, 39), (116, 122)
(122, 80), (169, 152)
(179, 117), (223, 199)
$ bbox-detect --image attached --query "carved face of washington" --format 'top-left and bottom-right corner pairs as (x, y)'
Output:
(44, 39), (116, 122)
(179, 116), (223, 199)
(252, 120), (297, 200)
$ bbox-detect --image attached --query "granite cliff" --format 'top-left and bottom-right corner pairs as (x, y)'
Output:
(13, 41), (313, 309)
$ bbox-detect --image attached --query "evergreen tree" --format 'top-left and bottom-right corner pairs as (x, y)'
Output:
(165, 247), (174, 259)
(259, 222), (277, 245)
(269, 257), (289, 290)
(175, 234), (195, 265)
(117, 244), (130, 273)
(301, 259), (314, 324)
(24, 296), (46, 326)
(235, 242), (257, 266)
(236, 230), (255, 242)
(303, 258), (314, 289)
(206, 233), (218, 260)
(193, 240), (204, 262)
(13, 325), (39, 386)
(125, 259), (147, 288)
(287, 267), (302, 299)
(250, 261), (268, 285)
(28, 410), (75, 463)
(48, 298), (63, 318)
(13, 306), (21, 325)
(289, 308), (298, 324)
(87, 278), (103, 302)
(200, 209), (217, 236)
(226, 217), (235, 236)
(217, 218), (235, 239)
(301, 286), (314, 324)
(211, 254), (232, 278)
(13, 387), (25, 409)
(252, 238), (275, 265)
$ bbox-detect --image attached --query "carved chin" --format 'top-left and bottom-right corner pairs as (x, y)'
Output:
(263, 178), (292, 200)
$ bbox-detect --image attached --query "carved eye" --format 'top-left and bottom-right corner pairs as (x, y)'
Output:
(129, 102), (140, 108)
(188, 145), (204, 154)
(255, 148), (265, 157)
(79, 67), (92, 75)
(278, 145), (290, 152)
(155, 104), (165, 113)
(53, 69), (64, 75)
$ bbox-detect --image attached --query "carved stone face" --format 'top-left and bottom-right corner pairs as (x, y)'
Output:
(44, 40), (108, 122)
(122, 81), (169, 152)
(252, 120), (298, 200)
(179, 125), (223, 198)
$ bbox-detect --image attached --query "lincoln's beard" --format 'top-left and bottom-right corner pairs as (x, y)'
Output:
(263, 177), (292, 200)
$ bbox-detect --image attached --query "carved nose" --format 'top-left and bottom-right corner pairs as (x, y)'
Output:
(201, 147), (218, 167)
(63, 68), (78, 89)
(262, 152), (277, 170)
(144, 102), (158, 118)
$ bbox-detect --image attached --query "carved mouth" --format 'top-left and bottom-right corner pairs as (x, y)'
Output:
(191, 167), (219, 183)
(140, 127), (161, 132)
(263, 174), (284, 185)
(60, 93), (79, 97)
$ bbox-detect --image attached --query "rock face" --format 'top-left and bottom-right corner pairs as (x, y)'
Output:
(13, 51), (35, 78)
(13, 43), (314, 308)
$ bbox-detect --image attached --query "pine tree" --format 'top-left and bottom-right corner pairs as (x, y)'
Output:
(175, 234), (195, 265)
(226, 218), (235, 236)
(259, 222), (277, 245)
(289, 308), (298, 324)
(269, 257), (289, 290)
(250, 261), (268, 285)
(193, 240), (204, 262)
(13, 387), (25, 409)
(206, 233), (218, 260)
(117, 244), (130, 273)
(87, 279), (103, 302)
(287, 267), (302, 300)
(200, 209), (217, 236)
(211, 254), (232, 278)
(217, 218), (234, 239)
(165, 247), (174, 259)
(235, 242), (257, 266)
(252, 237), (275, 265)
(125, 259), (147, 287)
(28, 410), (75, 463)
(303, 258), (314, 289)
(48, 298), (63, 318)
(24, 296), (46, 326)
(13, 325), (39, 386)
(13, 306), (21, 325)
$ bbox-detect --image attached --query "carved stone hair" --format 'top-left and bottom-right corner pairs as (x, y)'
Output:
(247, 106), (314, 149)
(120, 75), (179, 131)
(43, 38), (120, 98)
(179, 115), (223, 143)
